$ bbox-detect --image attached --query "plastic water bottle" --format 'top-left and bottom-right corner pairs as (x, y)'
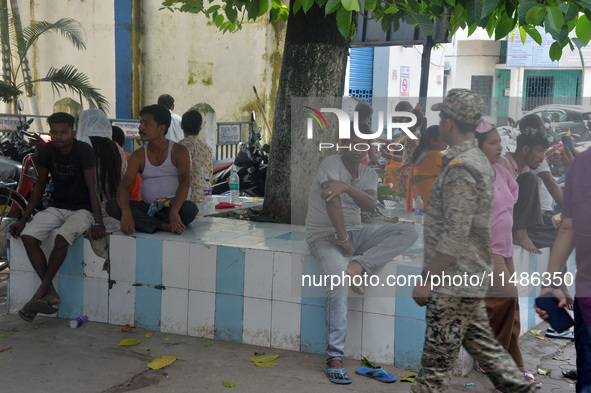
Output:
(203, 178), (213, 214)
(229, 167), (240, 204)
(414, 195), (424, 225)
(70, 315), (88, 328)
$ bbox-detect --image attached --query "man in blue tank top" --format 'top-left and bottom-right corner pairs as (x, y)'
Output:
(106, 104), (198, 234)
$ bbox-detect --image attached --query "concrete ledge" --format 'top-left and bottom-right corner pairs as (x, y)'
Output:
(7, 218), (574, 373)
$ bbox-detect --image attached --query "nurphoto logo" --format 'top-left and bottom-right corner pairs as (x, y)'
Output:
(303, 106), (418, 152)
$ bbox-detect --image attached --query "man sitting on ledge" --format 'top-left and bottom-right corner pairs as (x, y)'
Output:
(10, 112), (105, 322)
(305, 124), (418, 384)
(107, 104), (197, 234)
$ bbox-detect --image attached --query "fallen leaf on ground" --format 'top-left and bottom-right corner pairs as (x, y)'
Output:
(204, 340), (212, 347)
(535, 336), (547, 340)
(165, 338), (169, 342)
(121, 324), (133, 332)
(0, 346), (12, 352)
(400, 374), (416, 383)
(250, 354), (279, 367)
(530, 329), (541, 336)
(145, 332), (154, 338)
(360, 357), (378, 369)
(538, 368), (552, 375)
(147, 355), (177, 370)
(222, 381), (236, 388)
(0, 331), (14, 339)
(118, 339), (141, 346)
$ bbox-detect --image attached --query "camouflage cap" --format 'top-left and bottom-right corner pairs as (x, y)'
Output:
(431, 88), (485, 125)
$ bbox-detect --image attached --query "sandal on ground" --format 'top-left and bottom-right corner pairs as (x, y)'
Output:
(17, 303), (36, 322)
(324, 368), (352, 384)
(523, 371), (542, 388)
(562, 369), (577, 379)
(27, 298), (59, 315)
(355, 366), (396, 383)
(475, 361), (486, 374)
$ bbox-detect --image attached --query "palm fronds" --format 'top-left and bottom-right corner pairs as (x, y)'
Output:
(19, 18), (86, 59)
(25, 65), (108, 112)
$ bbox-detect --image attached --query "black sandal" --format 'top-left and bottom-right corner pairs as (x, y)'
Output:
(562, 369), (577, 379)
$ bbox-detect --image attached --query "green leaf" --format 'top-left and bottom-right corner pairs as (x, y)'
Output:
(147, 355), (178, 370)
(525, 6), (546, 25)
(523, 25), (542, 45)
(364, 0), (377, 11)
(481, 0), (498, 19)
(485, 13), (496, 37)
(301, 0), (314, 13)
(383, 6), (399, 14)
(214, 14), (224, 27)
(546, 6), (564, 33)
(325, 0), (340, 15)
(404, 14), (434, 36)
(572, 37), (585, 48)
(225, 5), (238, 22)
(0, 331), (14, 339)
(381, 16), (392, 32)
(361, 357), (379, 369)
(204, 340), (213, 347)
(549, 41), (562, 61)
(517, 1), (540, 24)
(494, 13), (514, 41)
(576, 15), (591, 46)
(222, 381), (236, 387)
(340, 0), (359, 12)
(405, 0), (420, 13)
(468, 23), (477, 37)
(561, 3), (579, 24)
(466, 0), (483, 25)
(519, 26), (526, 44)
(335, 7), (352, 37)
(292, 0), (302, 14)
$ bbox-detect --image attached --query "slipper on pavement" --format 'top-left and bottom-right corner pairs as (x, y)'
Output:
(324, 368), (352, 384)
(27, 298), (59, 315)
(17, 308), (36, 322)
(562, 369), (577, 379)
(355, 366), (397, 383)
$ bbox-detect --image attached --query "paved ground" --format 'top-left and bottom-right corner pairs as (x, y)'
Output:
(0, 269), (577, 392)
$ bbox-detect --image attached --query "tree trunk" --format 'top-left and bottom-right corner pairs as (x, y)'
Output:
(10, 0), (41, 130)
(262, 0), (349, 224)
(0, 0), (12, 112)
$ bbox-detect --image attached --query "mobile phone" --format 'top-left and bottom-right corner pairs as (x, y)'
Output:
(561, 136), (576, 155)
(535, 293), (574, 333)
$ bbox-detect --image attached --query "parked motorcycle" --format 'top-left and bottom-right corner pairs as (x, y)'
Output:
(0, 113), (50, 271)
(211, 112), (270, 198)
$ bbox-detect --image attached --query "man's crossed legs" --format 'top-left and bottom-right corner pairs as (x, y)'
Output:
(308, 223), (417, 382)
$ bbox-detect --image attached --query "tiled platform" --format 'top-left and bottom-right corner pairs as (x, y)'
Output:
(7, 214), (575, 370)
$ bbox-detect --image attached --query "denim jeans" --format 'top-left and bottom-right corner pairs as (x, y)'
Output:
(307, 223), (417, 362)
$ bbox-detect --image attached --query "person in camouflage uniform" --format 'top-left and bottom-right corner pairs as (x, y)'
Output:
(411, 89), (535, 393)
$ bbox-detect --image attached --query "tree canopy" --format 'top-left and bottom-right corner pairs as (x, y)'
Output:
(163, 0), (591, 61)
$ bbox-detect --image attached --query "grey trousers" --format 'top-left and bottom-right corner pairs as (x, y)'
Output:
(307, 223), (418, 362)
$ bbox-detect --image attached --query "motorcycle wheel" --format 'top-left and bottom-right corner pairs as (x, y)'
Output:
(0, 188), (27, 272)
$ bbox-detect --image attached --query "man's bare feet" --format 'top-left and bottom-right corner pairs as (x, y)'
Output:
(513, 229), (541, 254)
(347, 261), (365, 295)
(327, 359), (349, 381)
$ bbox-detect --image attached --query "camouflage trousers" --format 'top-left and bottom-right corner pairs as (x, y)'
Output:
(411, 296), (534, 393)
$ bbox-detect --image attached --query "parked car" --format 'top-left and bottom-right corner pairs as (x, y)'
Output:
(508, 104), (591, 143)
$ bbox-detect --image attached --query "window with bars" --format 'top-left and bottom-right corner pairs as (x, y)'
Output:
(523, 76), (554, 111)
(470, 76), (493, 116)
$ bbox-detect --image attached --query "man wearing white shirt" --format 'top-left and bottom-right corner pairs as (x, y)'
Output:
(158, 94), (184, 142)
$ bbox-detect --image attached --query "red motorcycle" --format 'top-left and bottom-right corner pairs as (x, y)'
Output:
(0, 117), (50, 271)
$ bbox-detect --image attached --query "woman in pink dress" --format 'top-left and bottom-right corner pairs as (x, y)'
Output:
(476, 121), (542, 388)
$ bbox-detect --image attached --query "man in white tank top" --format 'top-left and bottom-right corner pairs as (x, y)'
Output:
(106, 105), (198, 234)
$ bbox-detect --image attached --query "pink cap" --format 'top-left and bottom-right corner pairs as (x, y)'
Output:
(476, 120), (495, 133)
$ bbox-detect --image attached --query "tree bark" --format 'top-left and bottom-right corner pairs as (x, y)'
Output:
(262, 0), (349, 224)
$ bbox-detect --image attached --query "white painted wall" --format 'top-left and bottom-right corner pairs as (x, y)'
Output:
(8, 1), (282, 135)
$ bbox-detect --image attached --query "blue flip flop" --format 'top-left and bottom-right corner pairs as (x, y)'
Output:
(355, 366), (397, 383)
(324, 368), (352, 384)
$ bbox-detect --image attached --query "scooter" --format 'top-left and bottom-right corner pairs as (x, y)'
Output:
(211, 111), (269, 197)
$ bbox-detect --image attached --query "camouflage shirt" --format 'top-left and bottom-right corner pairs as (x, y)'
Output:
(423, 139), (495, 297)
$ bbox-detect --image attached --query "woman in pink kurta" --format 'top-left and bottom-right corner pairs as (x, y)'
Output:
(476, 121), (542, 388)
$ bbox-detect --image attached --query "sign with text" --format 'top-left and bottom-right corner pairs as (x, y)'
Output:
(111, 120), (140, 139)
(0, 115), (23, 131)
(400, 66), (410, 97)
(217, 124), (241, 144)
